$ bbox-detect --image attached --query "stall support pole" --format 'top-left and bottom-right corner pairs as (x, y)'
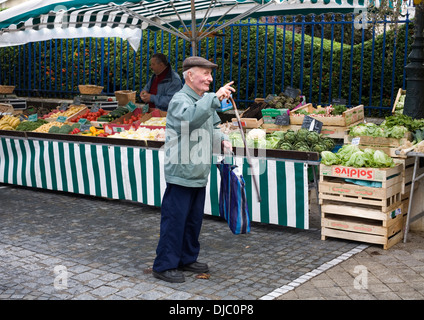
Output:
(404, 153), (424, 243)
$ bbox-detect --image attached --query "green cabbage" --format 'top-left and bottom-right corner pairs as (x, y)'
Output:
(266, 136), (281, 149)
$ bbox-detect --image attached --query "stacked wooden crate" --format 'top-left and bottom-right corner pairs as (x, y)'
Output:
(319, 164), (404, 249)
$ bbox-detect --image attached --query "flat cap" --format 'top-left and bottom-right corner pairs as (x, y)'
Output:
(182, 56), (218, 71)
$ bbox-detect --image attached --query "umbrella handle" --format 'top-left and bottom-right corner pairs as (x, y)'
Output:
(228, 96), (261, 203)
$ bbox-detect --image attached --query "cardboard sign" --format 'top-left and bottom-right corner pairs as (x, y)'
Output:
(28, 114), (38, 122)
(274, 113), (290, 126)
(80, 123), (91, 132)
(284, 86), (300, 99)
(332, 98), (347, 105)
(73, 96), (81, 105)
(126, 101), (137, 112)
(59, 102), (68, 111)
(301, 115), (323, 133)
(57, 116), (67, 123)
(90, 103), (100, 113)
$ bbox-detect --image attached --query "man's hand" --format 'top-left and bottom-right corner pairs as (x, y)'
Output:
(222, 140), (233, 154)
(216, 81), (235, 101)
(140, 90), (151, 103)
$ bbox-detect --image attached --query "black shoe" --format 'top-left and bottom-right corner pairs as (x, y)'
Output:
(152, 269), (185, 283)
(181, 262), (209, 273)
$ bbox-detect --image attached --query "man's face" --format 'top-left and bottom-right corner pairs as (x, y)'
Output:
(150, 58), (165, 75)
(187, 67), (213, 94)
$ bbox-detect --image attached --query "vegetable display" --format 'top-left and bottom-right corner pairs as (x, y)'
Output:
(229, 127), (335, 153)
(349, 122), (408, 139)
(266, 92), (303, 110)
(321, 145), (395, 168)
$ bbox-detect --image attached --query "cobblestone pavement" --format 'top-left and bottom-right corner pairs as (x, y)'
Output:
(1, 184), (423, 301)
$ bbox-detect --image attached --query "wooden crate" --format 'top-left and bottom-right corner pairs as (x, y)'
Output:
(393, 157), (415, 195)
(319, 164), (403, 212)
(344, 132), (413, 159)
(392, 88), (406, 115)
(321, 201), (404, 249)
(262, 118), (364, 139)
(290, 104), (364, 126)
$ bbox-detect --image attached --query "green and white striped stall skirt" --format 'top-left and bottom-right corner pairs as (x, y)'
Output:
(0, 137), (310, 229)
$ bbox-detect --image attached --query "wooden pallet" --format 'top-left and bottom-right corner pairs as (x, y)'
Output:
(321, 201), (404, 249)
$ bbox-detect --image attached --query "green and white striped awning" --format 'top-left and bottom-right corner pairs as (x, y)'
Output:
(0, 136), (310, 229)
(0, 0), (365, 50)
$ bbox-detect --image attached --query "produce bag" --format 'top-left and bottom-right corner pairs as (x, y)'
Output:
(217, 159), (251, 235)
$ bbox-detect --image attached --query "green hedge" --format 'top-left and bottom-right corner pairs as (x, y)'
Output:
(0, 19), (413, 114)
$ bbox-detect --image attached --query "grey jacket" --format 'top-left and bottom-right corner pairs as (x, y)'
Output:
(163, 84), (228, 188)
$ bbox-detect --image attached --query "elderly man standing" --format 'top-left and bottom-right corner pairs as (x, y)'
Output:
(140, 53), (182, 111)
(152, 56), (234, 283)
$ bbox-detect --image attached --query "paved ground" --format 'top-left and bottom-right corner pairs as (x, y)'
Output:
(0, 183), (423, 301)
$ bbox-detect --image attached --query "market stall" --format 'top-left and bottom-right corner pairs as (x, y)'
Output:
(0, 129), (317, 230)
(2, 84), (424, 249)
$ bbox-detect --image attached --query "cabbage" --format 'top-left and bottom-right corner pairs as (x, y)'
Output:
(246, 129), (266, 141)
(386, 125), (408, 139)
(372, 150), (395, 168)
(321, 151), (341, 166)
(266, 136), (281, 149)
(344, 151), (367, 168)
(349, 124), (368, 137)
(271, 131), (285, 139)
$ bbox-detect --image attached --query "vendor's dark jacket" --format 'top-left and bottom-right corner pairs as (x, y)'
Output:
(143, 68), (182, 111)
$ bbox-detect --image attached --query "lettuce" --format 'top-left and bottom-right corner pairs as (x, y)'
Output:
(321, 151), (341, 166)
(337, 144), (360, 162)
(344, 151), (367, 168)
(372, 150), (395, 168)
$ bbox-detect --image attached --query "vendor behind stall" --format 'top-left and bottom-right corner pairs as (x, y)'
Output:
(140, 53), (183, 111)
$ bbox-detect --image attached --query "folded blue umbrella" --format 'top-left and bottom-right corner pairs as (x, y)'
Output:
(217, 159), (251, 235)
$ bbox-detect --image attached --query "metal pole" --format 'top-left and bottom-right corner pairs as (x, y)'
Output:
(229, 96), (261, 203)
(403, 5), (424, 119)
(191, 0), (197, 56)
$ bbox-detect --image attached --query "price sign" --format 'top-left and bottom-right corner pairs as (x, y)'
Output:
(78, 118), (87, 125)
(274, 113), (290, 126)
(126, 101), (137, 112)
(59, 102), (69, 111)
(73, 96), (81, 105)
(351, 137), (360, 145)
(90, 103), (100, 113)
(284, 86), (300, 99)
(332, 98), (347, 105)
(28, 114), (38, 122)
(79, 123), (91, 132)
(301, 115), (323, 133)
(57, 116), (67, 123)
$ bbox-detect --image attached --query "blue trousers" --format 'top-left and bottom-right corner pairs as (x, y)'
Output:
(153, 183), (206, 272)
